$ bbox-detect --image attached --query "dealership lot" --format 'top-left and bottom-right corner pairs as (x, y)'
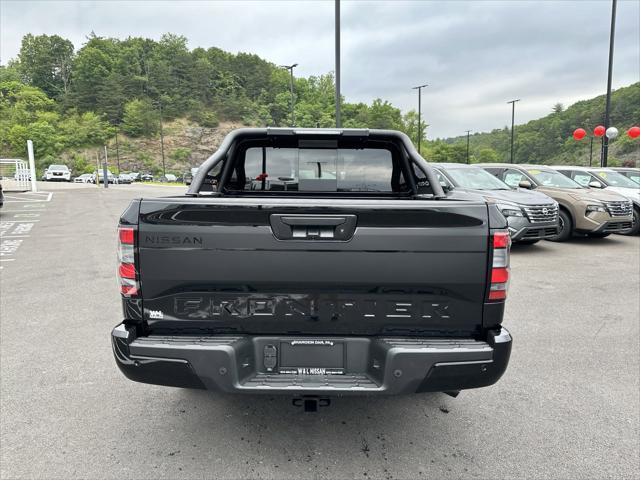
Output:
(1, 183), (638, 479)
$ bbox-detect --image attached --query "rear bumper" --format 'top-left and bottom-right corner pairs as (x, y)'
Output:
(111, 324), (512, 395)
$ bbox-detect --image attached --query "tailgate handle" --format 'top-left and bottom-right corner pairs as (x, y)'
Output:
(270, 214), (357, 241)
(281, 216), (346, 226)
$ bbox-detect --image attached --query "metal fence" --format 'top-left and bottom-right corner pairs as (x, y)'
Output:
(0, 159), (31, 192)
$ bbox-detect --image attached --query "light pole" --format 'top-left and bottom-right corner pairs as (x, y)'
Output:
(412, 83), (428, 153)
(154, 100), (166, 177)
(102, 145), (109, 189)
(335, 0), (341, 127)
(465, 130), (472, 164)
(602, 0), (617, 167)
(114, 126), (121, 173)
(507, 99), (520, 163)
(280, 64), (298, 126)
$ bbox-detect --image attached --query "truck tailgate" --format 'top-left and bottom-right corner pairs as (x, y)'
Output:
(137, 197), (489, 336)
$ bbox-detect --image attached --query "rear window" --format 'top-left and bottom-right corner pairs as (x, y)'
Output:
(227, 147), (409, 193)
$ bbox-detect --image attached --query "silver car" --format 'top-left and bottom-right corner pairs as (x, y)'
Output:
(73, 173), (94, 183)
(432, 163), (559, 244)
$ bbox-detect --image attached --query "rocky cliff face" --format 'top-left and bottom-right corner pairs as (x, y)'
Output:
(61, 119), (248, 174)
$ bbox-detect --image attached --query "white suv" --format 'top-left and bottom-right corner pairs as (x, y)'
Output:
(45, 164), (71, 182)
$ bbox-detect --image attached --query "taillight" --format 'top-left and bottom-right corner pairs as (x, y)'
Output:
(118, 226), (139, 297)
(488, 231), (510, 301)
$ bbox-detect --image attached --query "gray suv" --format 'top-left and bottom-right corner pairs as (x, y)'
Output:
(432, 163), (559, 244)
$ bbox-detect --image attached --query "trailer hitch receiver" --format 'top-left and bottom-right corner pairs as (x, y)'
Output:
(292, 396), (331, 412)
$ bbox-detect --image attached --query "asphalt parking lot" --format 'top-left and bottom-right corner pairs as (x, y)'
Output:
(1, 182), (638, 480)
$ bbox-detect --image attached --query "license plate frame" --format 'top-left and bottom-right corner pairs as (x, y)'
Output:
(278, 339), (345, 375)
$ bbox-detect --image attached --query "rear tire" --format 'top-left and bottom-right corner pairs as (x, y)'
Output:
(548, 209), (572, 242)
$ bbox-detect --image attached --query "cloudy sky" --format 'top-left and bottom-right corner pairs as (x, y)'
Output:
(1, 0), (638, 138)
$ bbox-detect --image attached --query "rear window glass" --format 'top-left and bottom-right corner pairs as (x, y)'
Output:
(228, 147), (408, 193)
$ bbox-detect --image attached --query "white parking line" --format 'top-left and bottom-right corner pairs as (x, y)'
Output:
(0, 238), (23, 255)
(0, 258), (15, 269)
(3, 192), (52, 202)
(1, 210), (46, 213)
(0, 192), (51, 266)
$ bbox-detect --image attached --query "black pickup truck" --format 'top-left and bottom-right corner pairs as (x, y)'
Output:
(112, 128), (512, 407)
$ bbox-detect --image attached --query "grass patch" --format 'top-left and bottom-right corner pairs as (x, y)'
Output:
(139, 181), (187, 187)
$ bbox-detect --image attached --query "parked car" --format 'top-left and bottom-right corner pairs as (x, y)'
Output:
(140, 173), (153, 182)
(92, 170), (118, 184)
(159, 174), (177, 182)
(478, 164), (633, 241)
(129, 172), (141, 182)
(431, 163), (559, 244)
(611, 167), (640, 185)
(112, 128), (513, 407)
(45, 164), (71, 182)
(118, 173), (133, 184)
(0, 182), (3, 209)
(73, 173), (94, 183)
(552, 166), (639, 235)
(184, 167), (199, 185)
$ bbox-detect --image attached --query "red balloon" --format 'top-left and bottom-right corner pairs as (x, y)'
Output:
(594, 125), (606, 137)
(573, 128), (587, 140)
(627, 126), (640, 139)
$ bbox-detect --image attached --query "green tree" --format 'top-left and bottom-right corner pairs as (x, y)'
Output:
(121, 99), (159, 136)
(402, 110), (428, 147)
(0, 64), (21, 83)
(170, 147), (191, 163)
(70, 34), (118, 111)
(17, 34), (74, 99)
(476, 147), (500, 164)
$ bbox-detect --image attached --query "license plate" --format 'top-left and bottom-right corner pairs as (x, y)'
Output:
(278, 340), (345, 375)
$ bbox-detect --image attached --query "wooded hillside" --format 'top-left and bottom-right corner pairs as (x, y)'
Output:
(0, 33), (637, 175)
